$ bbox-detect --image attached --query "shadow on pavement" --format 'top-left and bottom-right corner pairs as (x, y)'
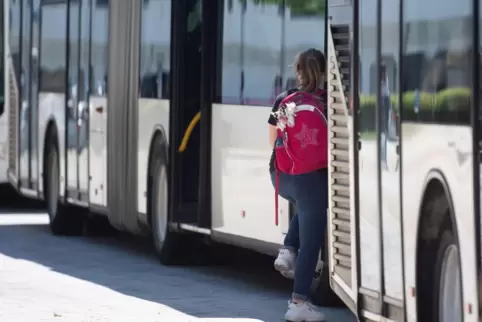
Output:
(0, 183), (45, 211)
(0, 213), (354, 321)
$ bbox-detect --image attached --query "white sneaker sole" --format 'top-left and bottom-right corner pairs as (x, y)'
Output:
(274, 261), (295, 279)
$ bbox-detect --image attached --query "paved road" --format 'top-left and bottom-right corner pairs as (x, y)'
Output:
(0, 186), (355, 322)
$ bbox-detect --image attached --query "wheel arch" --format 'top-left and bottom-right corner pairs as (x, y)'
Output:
(417, 170), (458, 241)
(415, 169), (462, 320)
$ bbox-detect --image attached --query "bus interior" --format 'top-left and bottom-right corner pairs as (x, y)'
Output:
(170, 0), (221, 229)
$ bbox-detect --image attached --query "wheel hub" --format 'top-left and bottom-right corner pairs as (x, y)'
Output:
(48, 152), (59, 220)
(154, 165), (168, 245)
(439, 244), (462, 322)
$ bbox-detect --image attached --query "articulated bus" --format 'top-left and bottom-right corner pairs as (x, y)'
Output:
(3, 0), (342, 309)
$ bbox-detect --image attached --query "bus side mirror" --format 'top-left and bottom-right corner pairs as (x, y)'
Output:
(0, 98), (4, 116)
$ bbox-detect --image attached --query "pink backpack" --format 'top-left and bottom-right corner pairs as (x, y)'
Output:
(272, 89), (328, 225)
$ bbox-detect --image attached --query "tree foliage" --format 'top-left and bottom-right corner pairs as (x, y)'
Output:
(230, 0), (326, 16)
(254, 0), (325, 16)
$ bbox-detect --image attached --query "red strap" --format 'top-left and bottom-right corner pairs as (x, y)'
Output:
(275, 169), (279, 226)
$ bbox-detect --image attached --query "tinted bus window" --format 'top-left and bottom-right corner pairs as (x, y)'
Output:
(39, 1), (67, 93)
(357, 0), (380, 292)
(218, 0), (325, 106)
(380, 0), (403, 300)
(91, 0), (108, 96)
(9, 0), (21, 93)
(139, 0), (171, 99)
(402, 0), (472, 124)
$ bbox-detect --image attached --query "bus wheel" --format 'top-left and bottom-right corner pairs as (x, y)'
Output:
(434, 230), (463, 322)
(150, 151), (185, 265)
(45, 141), (83, 235)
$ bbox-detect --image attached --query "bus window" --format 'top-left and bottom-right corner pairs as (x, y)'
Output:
(219, 0), (325, 106)
(403, 1), (471, 125)
(380, 0), (402, 300)
(358, 0), (380, 293)
(139, 0), (171, 100)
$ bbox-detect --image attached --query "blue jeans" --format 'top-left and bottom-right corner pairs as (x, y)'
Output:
(271, 170), (328, 301)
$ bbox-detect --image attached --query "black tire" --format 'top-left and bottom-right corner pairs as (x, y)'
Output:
(149, 139), (189, 265)
(432, 229), (463, 322)
(311, 233), (345, 307)
(44, 135), (83, 236)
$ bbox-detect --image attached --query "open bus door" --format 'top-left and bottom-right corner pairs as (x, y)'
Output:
(326, 1), (358, 314)
(169, 0), (221, 230)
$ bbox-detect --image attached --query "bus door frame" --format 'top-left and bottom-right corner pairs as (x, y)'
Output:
(17, 0), (41, 195)
(326, 0), (358, 313)
(169, 0), (221, 229)
(351, 0), (406, 320)
(472, 0), (481, 318)
(196, 0), (222, 229)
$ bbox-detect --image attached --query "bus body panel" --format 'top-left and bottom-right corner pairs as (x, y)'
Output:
(137, 98), (169, 215)
(88, 95), (107, 207)
(211, 103), (289, 246)
(402, 124), (478, 322)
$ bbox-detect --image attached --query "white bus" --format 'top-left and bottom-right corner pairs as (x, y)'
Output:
(4, 0), (342, 308)
(326, 0), (481, 322)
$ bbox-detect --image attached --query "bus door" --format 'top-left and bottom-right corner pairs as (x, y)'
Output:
(18, 0), (40, 194)
(66, 0), (90, 203)
(354, 0), (405, 320)
(326, 0), (358, 314)
(170, 0), (221, 228)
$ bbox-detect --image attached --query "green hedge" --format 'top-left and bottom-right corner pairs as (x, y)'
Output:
(359, 87), (471, 113)
(356, 87), (471, 129)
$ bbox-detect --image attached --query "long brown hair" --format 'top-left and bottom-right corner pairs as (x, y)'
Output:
(294, 48), (326, 93)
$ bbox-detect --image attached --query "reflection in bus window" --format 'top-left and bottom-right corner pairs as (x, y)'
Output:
(91, 0), (109, 97)
(219, 0), (325, 106)
(379, 0), (402, 300)
(9, 0), (21, 94)
(358, 0), (380, 292)
(139, 0), (171, 100)
(39, 1), (67, 93)
(285, 77), (297, 91)
(402, 0), (472, 124)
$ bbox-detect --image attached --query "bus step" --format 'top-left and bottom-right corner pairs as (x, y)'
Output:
(176, 202), (199, 224)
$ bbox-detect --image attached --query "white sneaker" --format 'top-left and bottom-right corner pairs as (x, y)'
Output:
(285, 301), (325, 322)
(274, 248), (297, 279)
